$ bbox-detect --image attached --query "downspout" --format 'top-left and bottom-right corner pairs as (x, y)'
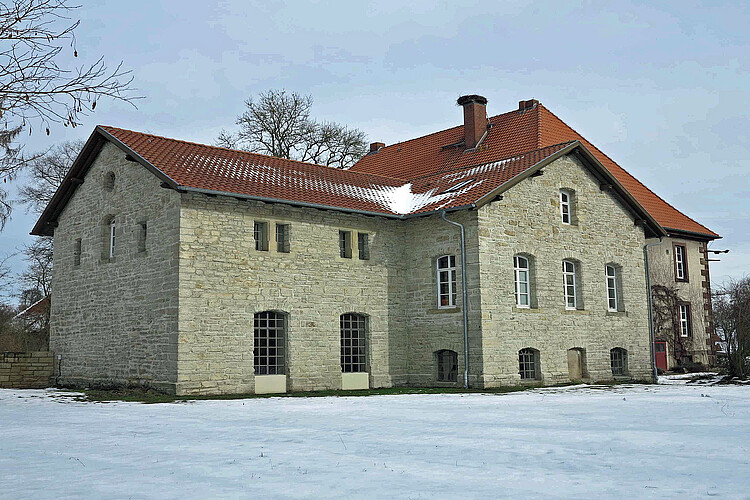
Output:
(644, 238), (664, 383)
(441, 210), (470, 388)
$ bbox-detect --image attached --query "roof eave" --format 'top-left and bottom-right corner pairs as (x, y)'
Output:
(664, 227), (721, 241)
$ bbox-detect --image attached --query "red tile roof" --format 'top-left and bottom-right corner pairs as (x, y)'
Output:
(97, 126), (573, 217)
(349, 103), (718, 238)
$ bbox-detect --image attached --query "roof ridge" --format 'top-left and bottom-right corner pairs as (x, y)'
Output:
(98, 125), (406, 185)
(410, 141), (575, 181)
(537, 105), (717, 237)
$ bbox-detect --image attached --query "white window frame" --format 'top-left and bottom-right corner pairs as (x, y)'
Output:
(108, 219), (116, 259)
(675, 245), (686, 280)
(606, 265), (618, 312)
(560, 190), (572, 225)
(679, 304), (690, 338)
(563, 260), (577, 310)
(437, 255), (457, 309)
(514, 255), (530, 308)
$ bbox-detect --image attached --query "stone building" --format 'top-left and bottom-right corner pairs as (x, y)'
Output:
(32, 95), (719, 395)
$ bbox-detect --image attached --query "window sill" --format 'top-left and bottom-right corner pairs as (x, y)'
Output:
(512, 306), (540, 313)
(561, 309), (588, 315)
(605, 310), (628, 317)
(428, 307), (461, 315)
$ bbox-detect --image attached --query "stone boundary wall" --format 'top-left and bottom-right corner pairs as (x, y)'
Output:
(0, 352), (55, 388)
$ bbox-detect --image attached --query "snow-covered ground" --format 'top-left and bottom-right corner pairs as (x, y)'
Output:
(1, 383), (749, 499)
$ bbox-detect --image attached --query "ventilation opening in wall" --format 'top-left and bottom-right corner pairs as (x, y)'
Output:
(138, 221), (148, 253)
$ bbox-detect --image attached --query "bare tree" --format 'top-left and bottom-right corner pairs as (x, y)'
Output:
(0, 0), (139, 229)
(19, 236), (52, 298)
(17, 139), (82, 214)
(713, 277), (750, 379)
(217, 89), (368, 168)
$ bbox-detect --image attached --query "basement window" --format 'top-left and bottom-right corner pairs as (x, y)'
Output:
(610, 348), (628, 376)
(519, 348), (540, 380)
(436, 349), (458, 382)
(254, 221), (269, 251)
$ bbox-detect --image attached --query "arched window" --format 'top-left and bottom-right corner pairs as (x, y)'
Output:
(103, 171), (116, 191)
(519, 348), (540, 380)
(610, 348), (628, 376)
(514, 255), (531, 308)
(436, 350), (458, 382)
(341, 313), (367, 373)
(562, 260), (578, 310)
(254, 311), (286, 375)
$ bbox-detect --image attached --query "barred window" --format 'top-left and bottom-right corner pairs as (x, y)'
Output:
(514, 255), (530, 308)
(341, 313), (367, 373)
(254, 221), (269, 251)
(358, 233), (370, 260)
(610, 348), (628, 376)
(339, 230), (352, 259)
(437, 255), (457, 308)
(436, 349), (458, 382)
(254, 311), (286, 375)
(519, 348), (539, 380)
(275, 223), (290, 253)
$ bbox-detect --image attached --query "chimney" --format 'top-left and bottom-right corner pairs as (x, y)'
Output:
(369, 142), (385, 153)
(457, 95), (488, 149)
(518, 99), (539, 113)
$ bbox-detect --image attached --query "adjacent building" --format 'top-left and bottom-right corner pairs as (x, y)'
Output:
(32, 96), (719, 395)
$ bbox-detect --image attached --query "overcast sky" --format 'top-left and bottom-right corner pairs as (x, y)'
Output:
(1, 0), (748, 302)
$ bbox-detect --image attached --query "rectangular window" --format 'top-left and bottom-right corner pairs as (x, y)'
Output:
(138, 221), (147, 253)
(275, 223), (290, 253)
(341, 313), (367, 373)
(437, 255), (457, 308)
(674, 244), (688, 282)
(563, 260), (577, 310)
(254, 311), (285, 375)
(109, 219), (116, 259)
(254, 221), (269, 251)
(519, 349), (537, 380)
(679, 303), (691, 338)
(606, 265), (618, 312)
(560, 190), (571, 224)
(339, 230), (352, 259)
(358, 233), (370, 260)
(74, 238), (82, 267)
(514, 255), (530, 308)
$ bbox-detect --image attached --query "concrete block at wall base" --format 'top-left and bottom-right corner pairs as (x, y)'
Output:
(255, 375), (287, 394)
(341, 372), (369, 390)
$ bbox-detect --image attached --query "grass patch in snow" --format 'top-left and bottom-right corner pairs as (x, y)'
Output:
(75, 384), (553, 404)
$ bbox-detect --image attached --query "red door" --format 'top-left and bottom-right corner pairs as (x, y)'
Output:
(654, 342), (668, 371)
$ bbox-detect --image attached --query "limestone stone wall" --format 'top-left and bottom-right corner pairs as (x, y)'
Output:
(0, 352), (54, 388)
(176, 195), (409, 395)
(647, 237), (712, 367)
(50, 142), (180, 393)
(476, 155), (653, 385)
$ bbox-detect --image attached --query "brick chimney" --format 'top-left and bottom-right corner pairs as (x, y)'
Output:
(369, 142), (385, 153)
(457, 94), (488, 149)
(518, 99), (539, 113)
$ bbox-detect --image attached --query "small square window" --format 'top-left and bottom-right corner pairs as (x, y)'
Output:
(275, 224), (290, 253)
(358, 233), (370, 260)
(254, 221), (269, 251)
(339, 230), (352, 259)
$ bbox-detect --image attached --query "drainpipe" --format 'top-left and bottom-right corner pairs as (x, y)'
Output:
(441, 210), (470, 388)
(644, 238), (664, 383)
